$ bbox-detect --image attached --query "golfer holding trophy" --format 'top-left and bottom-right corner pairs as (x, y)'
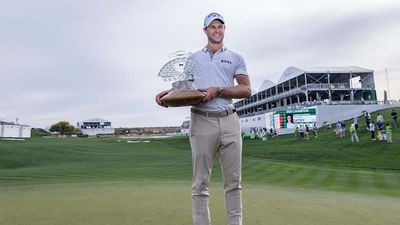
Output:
(156, 12), (251, 225)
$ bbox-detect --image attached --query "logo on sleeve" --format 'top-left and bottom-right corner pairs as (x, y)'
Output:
(221, 59), (232, 64)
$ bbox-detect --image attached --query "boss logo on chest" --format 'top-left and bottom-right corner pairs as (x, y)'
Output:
(220, 59), (232, 64)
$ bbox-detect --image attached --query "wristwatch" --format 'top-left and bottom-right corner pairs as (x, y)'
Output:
(218, 87), (224, 97)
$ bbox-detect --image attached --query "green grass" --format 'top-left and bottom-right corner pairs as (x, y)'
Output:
(0, 107), (400, 225)
(2, 135), (399, 196)
(1, 182), (400, 225)
(0, 137), (193, 185)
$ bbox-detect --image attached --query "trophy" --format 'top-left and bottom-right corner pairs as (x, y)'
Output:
(158, 51), (206, 107)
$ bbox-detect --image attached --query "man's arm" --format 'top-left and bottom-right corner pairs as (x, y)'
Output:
(199, 74), (251, 103)
(222, 74), (251, 99)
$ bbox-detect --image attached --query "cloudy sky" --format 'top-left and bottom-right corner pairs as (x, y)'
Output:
(1, 0), (400, 128)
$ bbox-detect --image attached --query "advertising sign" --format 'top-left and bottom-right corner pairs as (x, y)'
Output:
(273, 108), (317, 129)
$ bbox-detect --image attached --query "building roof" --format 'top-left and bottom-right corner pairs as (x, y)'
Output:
(0, 120), (13, 125)
(0, 120), (30, 127)
(277, 66), (373, 84)
(258, 79), (276, 91)
(78, 118), (111, 123)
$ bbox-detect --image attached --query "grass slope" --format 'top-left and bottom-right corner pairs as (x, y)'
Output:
(0, 108), (400, 196)
(1, 108), (400, 225)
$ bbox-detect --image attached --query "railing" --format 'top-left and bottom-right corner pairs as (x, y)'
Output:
(235, 83), (374, 111)
(306, 83), (350, 90)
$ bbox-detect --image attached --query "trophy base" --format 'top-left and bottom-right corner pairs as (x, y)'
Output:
(161, 89), (206, 107)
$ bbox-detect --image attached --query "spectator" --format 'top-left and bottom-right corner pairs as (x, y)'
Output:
(250, 130), (256, 140)
(369, 121), (376, 140)
(304, 125), (310, 139)
(377, 113), (384, 123)
(349, 123), (359, 142)
(352, 116), (359, 131)
(364, 111), (371, 130)
(341, 120), (346, 137)
(391, 109), (398, 128)
(386, 123), (393, 143)
(312, 123), (318, 138)
(294, 126), (300, 139)
(377, 120), (384, 141)
(335, 121), (343, 138)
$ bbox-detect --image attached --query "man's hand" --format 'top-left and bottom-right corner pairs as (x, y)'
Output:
(155, 90), (170, 108)
(198, 87), (219, 103)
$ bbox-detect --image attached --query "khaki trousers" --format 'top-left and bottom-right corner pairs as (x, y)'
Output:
(190, 112), (242, 225)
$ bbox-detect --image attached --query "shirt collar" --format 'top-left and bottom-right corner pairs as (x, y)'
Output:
(202, 46), (227, 53)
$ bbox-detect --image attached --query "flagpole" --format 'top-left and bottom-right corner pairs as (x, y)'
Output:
(385, 68), (390, 100)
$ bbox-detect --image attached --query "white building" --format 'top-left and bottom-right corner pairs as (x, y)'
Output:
(180, 120), (190, 135)
(0, 120), (31, 138)
(77, 118), (115, 136)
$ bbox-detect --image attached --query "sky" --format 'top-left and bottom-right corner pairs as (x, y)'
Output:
(1, 0), (400, 128)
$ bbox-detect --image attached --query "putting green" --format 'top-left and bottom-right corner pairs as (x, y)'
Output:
(1, 181), (399, 225)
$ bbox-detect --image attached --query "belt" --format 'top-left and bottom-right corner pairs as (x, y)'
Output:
(191, 108), (236, 117)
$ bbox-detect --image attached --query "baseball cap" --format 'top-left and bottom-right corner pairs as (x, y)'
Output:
(203, 12), (225, 28)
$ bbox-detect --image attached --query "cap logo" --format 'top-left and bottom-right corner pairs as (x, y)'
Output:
(208, 13), (221, 18)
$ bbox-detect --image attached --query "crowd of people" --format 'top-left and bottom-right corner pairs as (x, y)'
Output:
(336, 109), (397, 143)
(242, 109), (398, 143)
(294, 123), (318, 139)
(242, 127), (277, 141)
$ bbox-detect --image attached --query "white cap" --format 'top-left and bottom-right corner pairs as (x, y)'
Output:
(203, 12), (225, 28)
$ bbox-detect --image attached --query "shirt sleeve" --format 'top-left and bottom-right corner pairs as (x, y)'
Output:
(234, 54), (248, 77)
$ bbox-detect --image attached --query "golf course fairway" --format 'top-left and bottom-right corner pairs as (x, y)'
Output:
(1, 181), (399, 225)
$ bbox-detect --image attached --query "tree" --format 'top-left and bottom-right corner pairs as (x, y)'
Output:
(49, 121), (76, 135)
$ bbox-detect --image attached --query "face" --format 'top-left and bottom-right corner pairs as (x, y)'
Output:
(203, 20), (225, 44)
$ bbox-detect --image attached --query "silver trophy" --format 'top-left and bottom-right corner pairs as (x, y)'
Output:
(158, 51), (205, 107)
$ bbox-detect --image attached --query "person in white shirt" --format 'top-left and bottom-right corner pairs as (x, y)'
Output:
(377, 113), (384, 123)
(369, 121), (376, 140)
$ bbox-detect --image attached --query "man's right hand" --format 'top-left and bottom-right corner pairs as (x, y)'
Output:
(155, 90), (169, 108)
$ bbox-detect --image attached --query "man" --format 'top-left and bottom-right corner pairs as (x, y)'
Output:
(376, 113), (384, 123)
(335, 121), (343, 138)
(156, 12), (251, 225)
(312, 123), (318, 138)
(386, 123), (393, 143)
(349, 123), (359, 142)
(364, 111), (371, 130)
(286, 115), (295, 129)
(352, 116), (358, 131)
(391, 109), (398, 128)
(369, 120), (376, 140)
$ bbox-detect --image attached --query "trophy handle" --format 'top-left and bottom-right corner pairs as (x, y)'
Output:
(168, 50), (191, 59)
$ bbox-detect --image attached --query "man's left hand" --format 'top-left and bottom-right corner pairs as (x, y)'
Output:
(198, 87), (219, 103)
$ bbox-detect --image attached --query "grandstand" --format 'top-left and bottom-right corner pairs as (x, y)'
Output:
(235, 66), (376, 116)
(234, 66), (391, 133)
